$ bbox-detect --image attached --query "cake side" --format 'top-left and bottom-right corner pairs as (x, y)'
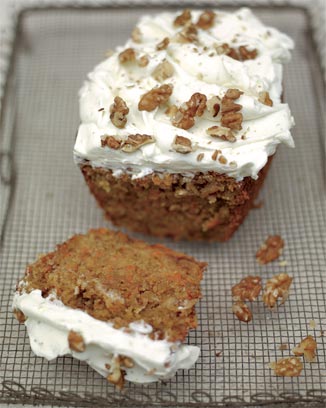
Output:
(80, 156), (273, 241)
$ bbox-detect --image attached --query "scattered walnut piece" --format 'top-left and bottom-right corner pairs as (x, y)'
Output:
(156, 37), (170, 51)
(138, 55), (149, 67)
(68, 330), (86, 352)
(172, 135), (193, 154)
(197, 153), (204, 162)
(174, 9), (192, 26)
(13, 308), (26, 323)
(269, 357), (303, 377)
(211, 149), (220, 161)
(218, 155), (227, 164)
(118, 355), (135, 368)
(256, 235), (284, 265)
(175, 24), (198, 43)
(196, 10), (215, 29)
(221, 88), (243, 130)
(292, 336), (317, 362)
(107, 366), (125, 389)
(172, 93), (207, 130)
(131, 27), (142, 43)
(121, 134), (155, 153)
(206, 126), (236, 142)
(152, 60), (174, 82)
(101, 135), (122, 150)
(232, 301), (252, 323)
(109, 96), (129, 129)
(232, 276), (262, 302)
(119, 48), (136, 64)
(262, 273), (293, 309)
(206, 96), (220, 117)
(138, 84), (173, 111)
(258, 91), (273, 107)
(216, 43), (258, 61)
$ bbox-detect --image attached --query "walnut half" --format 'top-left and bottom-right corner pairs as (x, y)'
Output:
(110, 96), (129, 129)
(138, 84), (173, 112)
(232, 276), (262, 302)
(172, 93), (207, 130)
(262, 273), (293, 309)
(232, 301), (252, 323)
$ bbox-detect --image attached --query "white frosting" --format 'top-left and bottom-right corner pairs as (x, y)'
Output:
(74, 8), (295, 180)
(13, 290), (200, 383)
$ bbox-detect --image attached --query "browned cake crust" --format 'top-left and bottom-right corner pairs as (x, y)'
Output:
(80, 156), (273, 241)
(18, 228), (206, 342)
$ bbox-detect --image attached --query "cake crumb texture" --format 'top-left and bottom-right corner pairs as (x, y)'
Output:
(18, 229), (206, 341)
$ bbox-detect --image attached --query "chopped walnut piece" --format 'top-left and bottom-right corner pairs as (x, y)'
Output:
(218, 155), (227, 164)
(292, 336), (317, 362)
(110, 96), (129, 129)
(138, 55), (149, 67)
(197, 153), (204, 162)
(262, 273), (293, 309)
(101, 136), (122, 150)
(269, 357), (303, 377)
(138, 84), (173, 112)
(13, 308), (26, 323)
(211, 149), (220, 161)
(232, 301), (252, 323)
(119, 48), (136, 64)
(232, 276), (262, 302)
(174, 9), (192, 26)
(172, 93), (207, 130)
(196, 10), (215, 30)
(225, 88), (243, 100)
(118, 355), (135, 368)
(107, 366), (125, 389)
(175, 24), (198, 43)
(239, 45), (258, 61)
(172, 135), (193, 154)
(256, 235), (284, 265)
(206, 126), (236, 142)
(206, 96), (220, 117)
(221, 112), (243, 130)
(131, 27), (142, 43)
(258, 91), (273, 107)
(68, 330), (86, 352)
(152, 60), (174, 82)
(221, 88), (243, 130)
(156, 37), (170, 51)
(121, 134), (155, 153)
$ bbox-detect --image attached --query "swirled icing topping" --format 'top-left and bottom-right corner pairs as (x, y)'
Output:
(74, 8), (295, 180)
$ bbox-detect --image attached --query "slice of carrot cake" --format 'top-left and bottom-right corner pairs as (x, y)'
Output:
(13, 228), (206, 387)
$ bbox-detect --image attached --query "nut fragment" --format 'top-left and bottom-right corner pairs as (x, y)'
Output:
(156, 37), (170, 51)
(216, 43), (257, 61)
(110, 96), (129, 129)
(221, 112), (243, 130)
(211, 149), (220, 161)
(175, 24), (198, 43)
(258, 91), (273, 107)
(292, 336), (317, 362)
(101, 135), (122, 150)
(239, 45), (258, 61)
(172, 93), (207, 130)
(172, 135), (193, 154)
(262, 273), (293, 309)
(206, 96), (220, 117)
(119, 48), (136, 64)
(232, 276), (262, 302)
(269, 357), (303, 377)
(131, 27), (142, 43)
(13, 308), (26, 323)
(68, 330), (86, 352)
(138, 84), (173, 111)
(197, 153), (204, 162)
(256, 235), (284, 265)
(221, 88), (243, 130)
(218, 155), (227, 165)
(138, 55), (149, 67)
(232, 301), (252, 323)
(196, 10), (215, 30)
(206, 126), (236, 142)
(174, 9), (192, 26)
(152, 60), (174, 82)
(119, 355), (135, 368)
(121, 134), (155, 153)
(107, 366), (125, 389)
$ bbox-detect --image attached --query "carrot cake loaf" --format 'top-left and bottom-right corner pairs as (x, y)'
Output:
(13, 229), (206, 387)
(74, 8), (294, 241)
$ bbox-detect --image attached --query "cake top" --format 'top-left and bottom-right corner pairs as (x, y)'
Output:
(74, 8), (294, 180)
(18, 228), (205, 342)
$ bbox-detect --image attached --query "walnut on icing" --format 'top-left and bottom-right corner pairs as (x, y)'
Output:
(173, 9), (192, 27)
(138, 55), (149, 67)
(101, 136), (122, 150)
(196, 10), (215, 30)
(156, 37), (170, 51)
(216, 43), (258, 61)
(121, 134), (155, 153)
(206, 126), (236, 142)
(172, 135), (193, 154)
(206, 96), (221, 117)
(138, 84), (173, 111)
(172, 93), (207, 130)
(110, 96), (129, 129)
(119, 48), (136, 64)
(221, 88), (243, 130)
(258, 91), (273, 106)
(175, 24), (198, 43)
(152, 60), (174, 82)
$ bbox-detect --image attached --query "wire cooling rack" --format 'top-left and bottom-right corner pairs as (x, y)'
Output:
(0, 3), (325, 407)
